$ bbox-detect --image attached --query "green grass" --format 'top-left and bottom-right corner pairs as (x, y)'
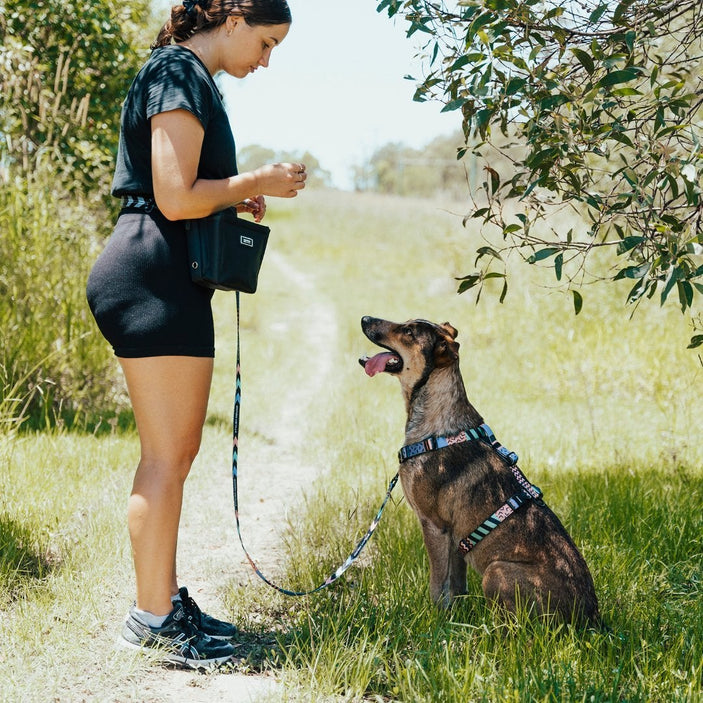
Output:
(0, 190), (701, 701)
(269, 465), (701, 702)
(0, 165), (124, 431)
(226, 192), (702, 701)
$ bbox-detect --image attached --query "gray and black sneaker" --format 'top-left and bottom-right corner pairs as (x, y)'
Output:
(121, 601), (235, 669)
(178, 586), (238, 640)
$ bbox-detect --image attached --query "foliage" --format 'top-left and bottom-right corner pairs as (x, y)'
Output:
(0, 163), (128, 430)
(377, 0), (703, 346)
(0, 0), (155, 430)
(0, 0), (152, 197)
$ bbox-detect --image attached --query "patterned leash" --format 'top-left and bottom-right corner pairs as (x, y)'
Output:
(231, 292), (399, 596)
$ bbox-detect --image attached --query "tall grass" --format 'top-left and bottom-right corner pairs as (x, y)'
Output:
(0, 162), (126, 430)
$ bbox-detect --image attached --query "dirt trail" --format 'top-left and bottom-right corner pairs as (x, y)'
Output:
(131, 252), (338, 702)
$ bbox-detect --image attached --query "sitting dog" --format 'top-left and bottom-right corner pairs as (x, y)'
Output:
(360, 316), (599, 624)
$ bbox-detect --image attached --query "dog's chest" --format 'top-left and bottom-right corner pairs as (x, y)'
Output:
(399, 459), (457, 529)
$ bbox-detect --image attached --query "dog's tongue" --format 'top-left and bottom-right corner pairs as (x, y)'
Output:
(363, 352), (398, 377)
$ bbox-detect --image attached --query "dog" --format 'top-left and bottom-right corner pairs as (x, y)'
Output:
(360, 316), (599, 624)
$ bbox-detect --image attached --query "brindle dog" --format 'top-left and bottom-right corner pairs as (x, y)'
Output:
(360, 316), (599, 624)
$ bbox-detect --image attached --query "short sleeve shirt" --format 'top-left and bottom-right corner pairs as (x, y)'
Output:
(112, 45), (237, 196)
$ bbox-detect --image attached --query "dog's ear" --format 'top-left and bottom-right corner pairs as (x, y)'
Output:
(434, 334), (460, 368)
(440, 322), (458, 339)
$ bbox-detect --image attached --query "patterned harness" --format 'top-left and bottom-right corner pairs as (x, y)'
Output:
(398, 423), (543, 555)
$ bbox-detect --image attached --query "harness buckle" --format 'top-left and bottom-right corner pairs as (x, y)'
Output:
(496, 445), (519, 466)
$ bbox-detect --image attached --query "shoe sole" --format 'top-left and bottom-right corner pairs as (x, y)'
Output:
(205, 632), (238, 641)
(118, 635), (234, 669)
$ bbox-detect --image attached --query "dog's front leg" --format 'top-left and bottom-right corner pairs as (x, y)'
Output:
(447, 546), (467, 599)
(419, 518), (453, 607)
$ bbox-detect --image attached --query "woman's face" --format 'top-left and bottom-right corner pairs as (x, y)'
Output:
(222, 18), (290, 78)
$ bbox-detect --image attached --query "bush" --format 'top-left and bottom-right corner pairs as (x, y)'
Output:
(0, 161), (127, 430)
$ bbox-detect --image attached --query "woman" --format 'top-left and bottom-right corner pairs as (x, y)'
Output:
(86, 0), (305, 668)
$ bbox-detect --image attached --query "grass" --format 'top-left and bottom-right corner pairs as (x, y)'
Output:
(0, 190), (701, 701)
(0, 164), (124, 431)
(270, 465), (701, 702)
(225, 191), (702, 701)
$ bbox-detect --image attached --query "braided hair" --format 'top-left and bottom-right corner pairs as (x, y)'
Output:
(152, 0), (292, 49)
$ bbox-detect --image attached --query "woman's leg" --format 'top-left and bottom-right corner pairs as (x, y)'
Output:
(118, 355), (214, 617)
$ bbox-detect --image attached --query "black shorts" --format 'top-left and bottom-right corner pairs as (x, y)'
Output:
(86, 207), (215, 358)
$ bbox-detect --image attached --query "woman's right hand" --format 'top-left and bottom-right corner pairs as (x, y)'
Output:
(253, 162), (307, 198)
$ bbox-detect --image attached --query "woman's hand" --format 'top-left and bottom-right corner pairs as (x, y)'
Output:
(151, 109), (307, 220)
(236, 196), (266, 222)
(252, 162), (307, 198)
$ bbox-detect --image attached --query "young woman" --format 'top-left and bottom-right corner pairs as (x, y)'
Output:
(86, 0), (305, 668)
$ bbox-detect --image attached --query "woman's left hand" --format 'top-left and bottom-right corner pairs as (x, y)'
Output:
(236, 195), (266, 222)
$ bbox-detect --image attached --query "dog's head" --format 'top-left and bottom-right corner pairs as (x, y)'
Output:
(359, 316), (460, 393)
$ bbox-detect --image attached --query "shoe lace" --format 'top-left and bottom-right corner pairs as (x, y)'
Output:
(180, 591), (203, 630)
(170, 604), (211, 658)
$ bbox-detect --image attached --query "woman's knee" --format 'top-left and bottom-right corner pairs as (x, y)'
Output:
(137, 434), (203, 483)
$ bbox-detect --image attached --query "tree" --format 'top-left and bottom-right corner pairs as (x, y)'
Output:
(0, 0), (153, 195)
(377, 0), (703, 348)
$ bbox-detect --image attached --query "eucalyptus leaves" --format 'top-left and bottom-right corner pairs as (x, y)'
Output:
(378, 0), (703, 348)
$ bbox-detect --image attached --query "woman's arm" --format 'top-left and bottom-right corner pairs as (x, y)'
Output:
(151, 109), (306, 221)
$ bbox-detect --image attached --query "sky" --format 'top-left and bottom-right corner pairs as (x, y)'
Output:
(213, 0), (461, 188)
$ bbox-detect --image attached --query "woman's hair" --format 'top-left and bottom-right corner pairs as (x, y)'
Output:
(152, 0), (292, 50)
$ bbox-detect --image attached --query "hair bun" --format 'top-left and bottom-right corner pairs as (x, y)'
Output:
(183, 0), (199, 19)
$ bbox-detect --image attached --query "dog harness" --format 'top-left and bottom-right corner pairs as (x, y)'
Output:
(399, 423), (519, 465)
(398, 424), (543, 555)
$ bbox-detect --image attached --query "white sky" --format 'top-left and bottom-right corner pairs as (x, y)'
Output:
(216, 0), (461, 188)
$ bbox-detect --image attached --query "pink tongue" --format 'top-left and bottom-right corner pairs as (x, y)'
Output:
(364, 352), (398, 377)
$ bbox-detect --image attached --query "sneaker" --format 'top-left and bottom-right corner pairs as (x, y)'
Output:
(121, 602), (235, 669)
(178, 586), (238, 640)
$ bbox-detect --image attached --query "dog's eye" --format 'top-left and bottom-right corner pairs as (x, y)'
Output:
(402, 326), (414, 338)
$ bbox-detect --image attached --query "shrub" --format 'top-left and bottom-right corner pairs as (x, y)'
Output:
(0, 161), (127, 430)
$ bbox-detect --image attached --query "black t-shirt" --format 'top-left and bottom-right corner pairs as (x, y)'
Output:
(111, 45), (237, 197)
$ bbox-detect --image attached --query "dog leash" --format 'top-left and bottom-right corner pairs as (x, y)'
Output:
(231, 292), (400, 596)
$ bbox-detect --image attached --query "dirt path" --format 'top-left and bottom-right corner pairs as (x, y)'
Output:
(131, 252), (338, 702)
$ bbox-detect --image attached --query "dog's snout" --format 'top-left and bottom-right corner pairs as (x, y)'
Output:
(361, 316), (386, 341)
(361, 316), (378, 336)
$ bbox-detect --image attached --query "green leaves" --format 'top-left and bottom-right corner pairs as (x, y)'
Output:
(528, 248), (560, 264)
(573, 290), (584, 315)
(571, 48), (595, 74)
(378, 0), (702, 348)
(596, 67), (642, 89)
(1, 0), (152, 196)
